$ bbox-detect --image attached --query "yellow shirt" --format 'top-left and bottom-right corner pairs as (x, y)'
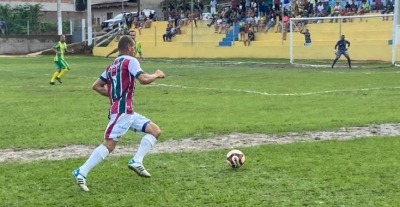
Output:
(53, 41), (67, 61)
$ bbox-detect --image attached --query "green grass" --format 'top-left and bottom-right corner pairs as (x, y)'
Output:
(1, 56), (400, 206)
(1, 137), (400, 206)
(1, 56), (400, 149)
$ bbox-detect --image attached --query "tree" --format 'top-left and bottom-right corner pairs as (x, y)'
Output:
(0, 3), (43, 34)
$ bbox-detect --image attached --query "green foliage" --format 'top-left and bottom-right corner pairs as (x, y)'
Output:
(0, 3), (69, 35)
(0, 3), (42, 34)
(40, 20), (70, 34)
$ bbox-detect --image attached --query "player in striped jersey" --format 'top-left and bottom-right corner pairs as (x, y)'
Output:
(72, 35), (165, 192)
(105, 30), (144, 59)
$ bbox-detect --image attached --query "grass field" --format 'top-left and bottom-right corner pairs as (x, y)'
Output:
(1, 56), (400, 206)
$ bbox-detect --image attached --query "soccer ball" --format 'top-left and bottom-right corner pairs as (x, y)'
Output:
(226, 149), (245, 168)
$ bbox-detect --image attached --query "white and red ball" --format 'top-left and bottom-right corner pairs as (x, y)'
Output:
(226, 149), (245, 168)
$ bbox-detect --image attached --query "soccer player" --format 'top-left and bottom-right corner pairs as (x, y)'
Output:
(105, 30), (144, 59)
(300, 29), (312, 46)
(50, 34), (74, 85)
(72, 35), (165, 192)
(332, 35), (351, 69)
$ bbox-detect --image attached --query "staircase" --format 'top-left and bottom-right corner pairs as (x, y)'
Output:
(218, 22), (240, 47)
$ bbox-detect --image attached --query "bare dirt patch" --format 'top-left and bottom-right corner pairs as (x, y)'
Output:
(1, 123), (400, 163)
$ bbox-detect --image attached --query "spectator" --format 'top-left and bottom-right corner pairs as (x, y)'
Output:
(276, 11), (289, 34)
(329, 2), (342, 23)
(260, 0), (268, 16)
(0, 19), (6, 35)
(381, 0), (394, 21)
(163, 24), (172, 42)
(245, 0), (251, 11)
(282, 12), (289, 40)
(267, 0), (273, 9)
(214, 16), (223, 33)
(283, 0), (290, 10)
(220, 16), (231, 34)
(240, 0), (246, 11)
(207, 14), (217, 27)
(196, 0), (204, 18)
(257, 13), (266, 33)
(251, 0), (258, 11)
(190, 10), (200, 27)
(344, 1), (358, 22)
(323, 2), (331, 17)
(210, 0), (217, 14)
(169, 9), (176, 26)
(239, 20), (246, 41)
(179, 11), (188, 26)
(358, 0), (370, 21)
(264, 10), (276, 33)
(313, 2), (325, 23)
(244, 28), (254, 46)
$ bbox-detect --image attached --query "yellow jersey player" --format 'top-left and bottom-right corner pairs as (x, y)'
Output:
(50, 34), (74, 85)
(105, 30), (144, 59)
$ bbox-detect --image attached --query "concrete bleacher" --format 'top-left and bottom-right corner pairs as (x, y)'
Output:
(120, 20), (221, 48)
(93, 14), (400, 61)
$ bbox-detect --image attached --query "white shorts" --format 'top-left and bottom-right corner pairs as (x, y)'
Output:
(283, 3), (290, 10)
(104, 113), (151, 141)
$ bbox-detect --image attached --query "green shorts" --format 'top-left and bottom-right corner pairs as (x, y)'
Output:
(54, 59), (70, 70)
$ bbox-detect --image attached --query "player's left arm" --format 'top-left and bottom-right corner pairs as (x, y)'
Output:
(346, 40), (350, 48)
(92, 71), (108, 97)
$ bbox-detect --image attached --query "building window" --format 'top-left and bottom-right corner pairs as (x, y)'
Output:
(106, 12), (113, 20)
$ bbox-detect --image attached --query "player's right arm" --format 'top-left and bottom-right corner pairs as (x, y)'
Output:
(334, 41), (339, 50)
(52, 42), (60, 54)
(128, 58), (165, 85)
(92, 71), (108, 97)
(105, 48), (118, 58)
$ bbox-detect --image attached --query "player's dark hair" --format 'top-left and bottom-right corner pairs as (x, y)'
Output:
(118, 35), (134, 51)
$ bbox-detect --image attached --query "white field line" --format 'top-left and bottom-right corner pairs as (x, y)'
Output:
(1, 83), (400, 97)
(148, 83), (400, 96)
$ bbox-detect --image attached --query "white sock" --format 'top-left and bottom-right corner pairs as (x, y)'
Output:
(133, 134), (157, 164)
(79, 144), (109, 177)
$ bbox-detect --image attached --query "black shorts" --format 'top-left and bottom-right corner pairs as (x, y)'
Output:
(239, 27), (245, 32)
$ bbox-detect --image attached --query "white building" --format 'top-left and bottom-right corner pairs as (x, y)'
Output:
(91, 0), (138, 25)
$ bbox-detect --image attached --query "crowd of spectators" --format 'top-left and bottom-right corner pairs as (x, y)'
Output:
(161, 0), (394, 44)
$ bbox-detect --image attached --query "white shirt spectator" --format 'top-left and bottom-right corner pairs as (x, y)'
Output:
(251, 1), (257, 8)
(334, 5), (341, 11)
(317, 5), (324, 12)
(253, 16), (260, 24)
(246, 17), (253, 24)
(210, 0), (217, 14)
